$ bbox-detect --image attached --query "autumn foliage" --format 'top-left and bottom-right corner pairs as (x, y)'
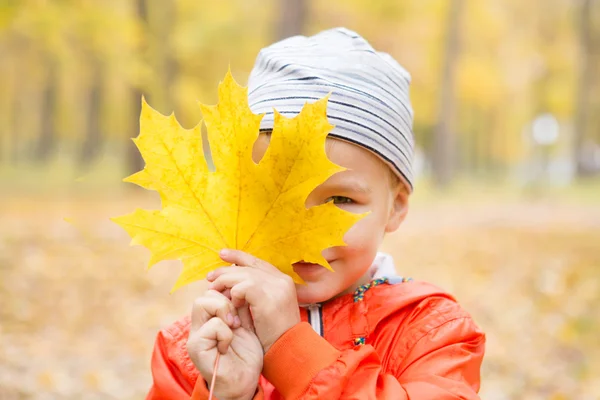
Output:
(113, 72), (363, 290)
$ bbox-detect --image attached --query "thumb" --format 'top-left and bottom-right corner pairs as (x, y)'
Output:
(198, 317), (234, 354)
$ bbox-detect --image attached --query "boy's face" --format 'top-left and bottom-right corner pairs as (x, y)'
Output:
(253, 134), (409, 304)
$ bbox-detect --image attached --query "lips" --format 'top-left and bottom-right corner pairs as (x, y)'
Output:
(293, 261), (322, 269)
(292, 260), (332, 280)
(293, 259), (333, 268)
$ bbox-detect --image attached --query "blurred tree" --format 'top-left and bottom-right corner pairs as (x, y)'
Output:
(277, 0), (307, 38)
(0, 0), (594, 185)
(124, 0), (178, 174)
(128, 0), (149, 174)
(574, 0), (594, 176)
(594, 2), (600, 147)
(0, 2), (18, 163)
(79, 62), (103, 165)
(35, 59), (57, 162)
(147, 0), (177, 113)
(8, 33), (29, 166)
(432, 0), (463, 188)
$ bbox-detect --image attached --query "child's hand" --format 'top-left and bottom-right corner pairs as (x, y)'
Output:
(207, 249), (302, 353)
(187, 290), (263, 400)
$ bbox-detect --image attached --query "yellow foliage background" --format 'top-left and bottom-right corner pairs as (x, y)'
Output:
(0, 0), (599, 399)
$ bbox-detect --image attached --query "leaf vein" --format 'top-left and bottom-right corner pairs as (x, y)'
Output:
(120, 221), (218, 253)
(157, 135), (229, 247)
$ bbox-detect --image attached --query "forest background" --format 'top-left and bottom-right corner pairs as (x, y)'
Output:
(1, 1), (599, 399)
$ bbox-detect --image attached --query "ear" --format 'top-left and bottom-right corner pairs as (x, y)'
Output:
(384, 186), (409, 233)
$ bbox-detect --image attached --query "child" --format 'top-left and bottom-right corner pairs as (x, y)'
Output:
(146, 28), (485, 400)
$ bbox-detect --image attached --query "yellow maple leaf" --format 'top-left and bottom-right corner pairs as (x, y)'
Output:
(112, 71), (364, 292)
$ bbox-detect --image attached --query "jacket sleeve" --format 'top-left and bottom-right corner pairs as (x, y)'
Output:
(146, 324), (264, 400)
(262, 301), (485, 399)
(145, 328), (196, 400)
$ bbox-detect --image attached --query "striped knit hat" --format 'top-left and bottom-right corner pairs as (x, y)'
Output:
(248, 27), (415, 191)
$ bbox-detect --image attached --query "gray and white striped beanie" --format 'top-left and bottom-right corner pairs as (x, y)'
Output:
(248, 27), (415, 191)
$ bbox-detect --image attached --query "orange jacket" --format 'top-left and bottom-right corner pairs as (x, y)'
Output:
(146, 279), (485, 400)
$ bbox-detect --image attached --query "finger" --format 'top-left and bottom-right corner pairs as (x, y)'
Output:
(230, 280), (254, 309)
(208, 270), (255, 293)
(190, 290), (238, 331)
(207, 265), (250, 282)
(196, 317), (233, 355)
(237, 303), (255, 333)
(219, 249), (277, 273)
(206, 265), (230, 282)
(221, 288), (232, 300)
(205, 290), (242, 329)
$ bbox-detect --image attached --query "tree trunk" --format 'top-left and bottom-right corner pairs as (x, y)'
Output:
(127, 0), (148, 174)
(35, 59), (57, 163)
(128, 89), (145, 173)
(156, 0), (177, 111)
(79, 64), (102, 165)
(574, 0), (593, 176)
(277, 0), (307, 39)
(432, 0), (463, 188)
(8, 35), (28, 166)
(10, 92), (20, 165)
(127, 0), (178, 175)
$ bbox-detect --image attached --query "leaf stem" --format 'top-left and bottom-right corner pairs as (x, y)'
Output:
(208, 353), (220, 400)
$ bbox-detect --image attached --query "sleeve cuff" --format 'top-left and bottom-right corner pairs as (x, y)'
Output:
(262, 322), (341, 399)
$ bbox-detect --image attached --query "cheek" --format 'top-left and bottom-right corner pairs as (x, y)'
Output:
(252, 137), (269, 163)
(342, 212), (386, 255)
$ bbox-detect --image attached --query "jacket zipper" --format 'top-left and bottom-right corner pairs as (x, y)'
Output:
(307, 304), (323, 337)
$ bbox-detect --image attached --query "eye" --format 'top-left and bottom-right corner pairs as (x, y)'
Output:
(326, 196), (354, 205)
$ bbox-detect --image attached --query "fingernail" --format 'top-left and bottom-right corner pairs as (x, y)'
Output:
(234, 315), (241, 327)
(226, 313), (233, 324)
(219, 249), (231, 258)
(206, 271), (214, 280)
